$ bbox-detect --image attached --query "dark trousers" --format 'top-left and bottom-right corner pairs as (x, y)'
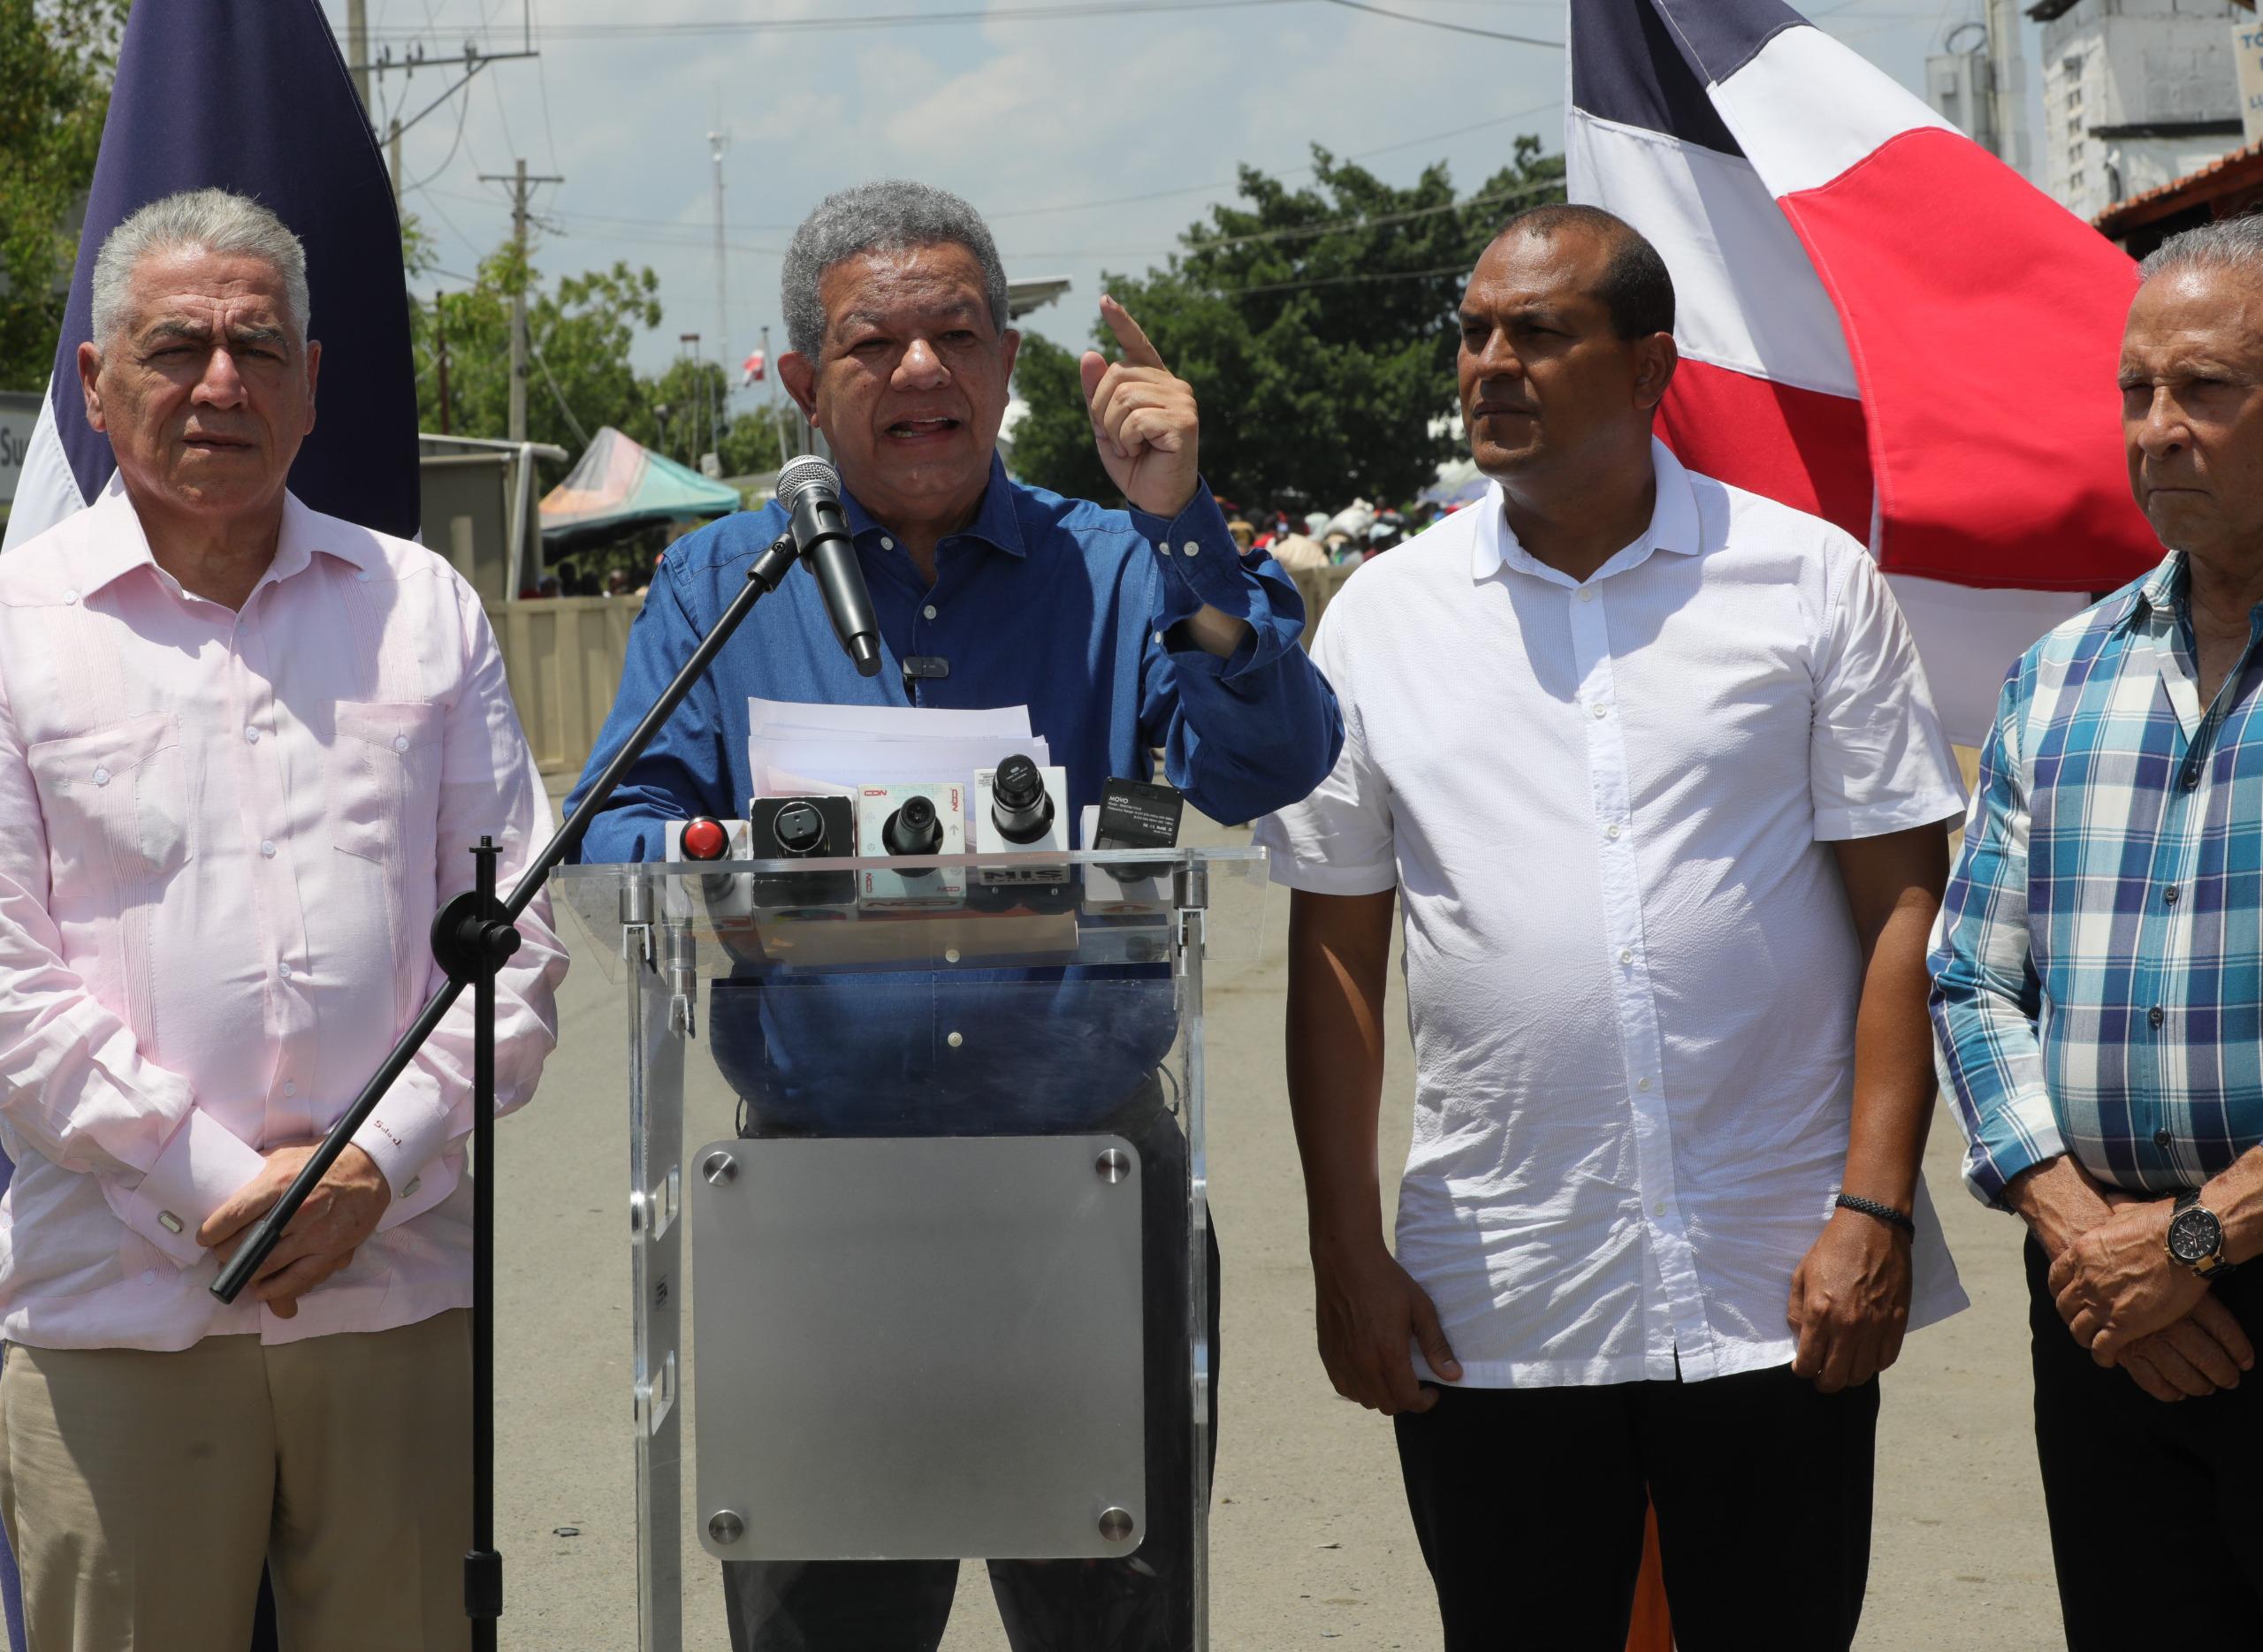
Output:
(1392, 1364), (1880, 1652)
(2026, 1235), (2263, 1646)
(721, 1105), (1220, 1652)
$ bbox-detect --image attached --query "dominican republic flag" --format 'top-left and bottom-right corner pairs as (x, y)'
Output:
(1566, 0), (2163, 744)
(1, 0), (418, 554)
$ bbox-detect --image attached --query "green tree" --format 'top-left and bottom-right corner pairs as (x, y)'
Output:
(413, 246), (788, 483)
(411, 243), (662, 476)
(1010, 137), (1564, 513)
(0, 0), (130, 389)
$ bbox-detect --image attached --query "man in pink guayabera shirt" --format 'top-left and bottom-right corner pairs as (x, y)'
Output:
(0, 189), (567, 1651)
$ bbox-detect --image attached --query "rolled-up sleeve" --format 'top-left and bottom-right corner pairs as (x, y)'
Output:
(1929, 660), (2067, 1206)
(565, 556), (736, 866)
(352, 582), (568, 1224)
(1809, 545), (1967, 841)
(1130, 482), (1343, 824)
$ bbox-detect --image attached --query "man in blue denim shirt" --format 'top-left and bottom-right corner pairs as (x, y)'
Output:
(566, 179), (1340, 1651)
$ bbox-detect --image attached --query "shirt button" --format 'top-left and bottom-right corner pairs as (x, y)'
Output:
(1619, 948), (1634, 964)
(1637, 1077), (1651, 1092)
(392, 735), (409, 753)
(1592, 703), (1609, 719)
(278, 960), (292, 976)
(2182, 764), (2201, 791)
(2153, 1127), (2173, 1147)
(354, 570), (370, 582)
(2164, 885), (2181, 905)
(261, 840), (278, 857)
(404, 1176), (421, 1198)
(1605, 824), (1623, 841)
(63, 590), (79, 605)
(880, 537), (895, 551)
(944, 948), (961, 964)
(283, 1081), (297, 1097)
(244, 727), (260, 743)
(1182, 541), (1200, 556)
(1577, 587), (1596, 603)
(1156, 541), (1170, 556)
(158, 1210), (183, 1234)
(946, 1031), (964, 1049)
(923, 605), (938, 620)
(2150, 1006), (2165, 1028)
(93, 765), (110, 786)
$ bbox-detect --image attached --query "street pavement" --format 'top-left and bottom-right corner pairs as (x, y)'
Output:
(494, 813), (2067, 1650)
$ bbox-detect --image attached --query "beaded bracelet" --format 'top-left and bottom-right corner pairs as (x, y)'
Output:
(1835, 1192), (1916, 1236)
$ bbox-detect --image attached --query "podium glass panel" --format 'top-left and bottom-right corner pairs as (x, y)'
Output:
(550, 847), (1264, 1652)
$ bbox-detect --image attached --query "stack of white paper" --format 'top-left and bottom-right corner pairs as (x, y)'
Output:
(748, 698), (1051, 826)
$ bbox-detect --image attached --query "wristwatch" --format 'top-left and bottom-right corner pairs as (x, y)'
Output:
(2166, 1192), (2236, 1280)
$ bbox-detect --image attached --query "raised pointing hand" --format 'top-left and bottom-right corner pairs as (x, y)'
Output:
(1078, 295), (1201, 519)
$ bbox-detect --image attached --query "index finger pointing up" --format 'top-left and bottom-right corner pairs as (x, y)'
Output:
(1101, 293), (1168, 370)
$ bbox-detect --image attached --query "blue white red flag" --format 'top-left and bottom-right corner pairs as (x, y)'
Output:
(2, 0), (418, 552)
(1566, 0), (2162, 742)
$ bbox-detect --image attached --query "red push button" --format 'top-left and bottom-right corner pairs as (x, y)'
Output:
(681, 818), (730, 861)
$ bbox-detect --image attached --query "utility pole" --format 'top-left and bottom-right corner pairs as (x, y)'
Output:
(709, 115), (731, 459)
(435, 293), (453, 436)
(347, 0), (372, 122)
(680, 332), (705, 467)
(389, 117), (404, 210)
(761, 323), (783, 468)
(481, 158), (564, 442)
(1983, 0), (2030, 178)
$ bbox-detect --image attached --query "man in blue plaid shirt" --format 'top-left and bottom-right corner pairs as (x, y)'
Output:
(1932, 217), (2263, 1646)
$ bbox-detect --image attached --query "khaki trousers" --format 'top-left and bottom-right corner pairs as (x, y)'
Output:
(0, 1310), (472, 1652)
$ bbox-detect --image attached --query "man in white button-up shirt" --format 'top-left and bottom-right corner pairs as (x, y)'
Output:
(1253, 207), (1966, 1650)
(0, 192), (564, 1650)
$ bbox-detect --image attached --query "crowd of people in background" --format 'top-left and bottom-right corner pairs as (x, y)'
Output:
(1223, 496), (1447, 565)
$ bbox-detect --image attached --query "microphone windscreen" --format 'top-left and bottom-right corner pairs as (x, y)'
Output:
(775, 453), (840, 514)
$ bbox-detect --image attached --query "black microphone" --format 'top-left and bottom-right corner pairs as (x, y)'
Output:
(775, 453), (883, 677)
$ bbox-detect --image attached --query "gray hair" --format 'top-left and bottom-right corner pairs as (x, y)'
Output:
(2137, 214), (2263, 285)
(781, 179), (1008, 358)
(90, 188), (310, 350)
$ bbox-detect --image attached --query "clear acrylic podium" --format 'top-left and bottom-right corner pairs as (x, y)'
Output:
(549, 845), (1265, 1652)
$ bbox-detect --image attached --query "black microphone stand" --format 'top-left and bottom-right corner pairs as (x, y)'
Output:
(212, 527), (852, 1648)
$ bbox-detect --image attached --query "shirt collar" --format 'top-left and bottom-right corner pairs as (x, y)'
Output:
(2112, 550), (2186, 635)
(840, 450), (1028, 559)
(1471, 436), (1702, 585)
(75, 476), (374, 600)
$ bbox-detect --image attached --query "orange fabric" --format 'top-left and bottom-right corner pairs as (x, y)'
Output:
(1626, 1500), (1672, 1651)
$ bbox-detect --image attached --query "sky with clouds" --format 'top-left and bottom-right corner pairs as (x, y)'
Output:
(324, 0), (2004, 416)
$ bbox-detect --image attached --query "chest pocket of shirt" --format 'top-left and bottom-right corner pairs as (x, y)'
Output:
(331, 701), (444, 864)
(27, 712), (194, 895)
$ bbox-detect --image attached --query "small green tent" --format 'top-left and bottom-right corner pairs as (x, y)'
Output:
(538, 426), (740, 552)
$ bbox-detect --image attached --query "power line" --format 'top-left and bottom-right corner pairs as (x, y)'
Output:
(986, 98), (1564, 221)
(1319, 0), (1558, 46)
(1207, 260), (1474, 298)
(370, 0), (1299, 40)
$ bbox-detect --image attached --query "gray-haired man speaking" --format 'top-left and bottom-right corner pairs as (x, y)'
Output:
(566, 179), (1341, 1649)
(0, 189), (565, 1649)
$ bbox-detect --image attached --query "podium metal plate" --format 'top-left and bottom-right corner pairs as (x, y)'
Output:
(690, 1133), (1147, 1562)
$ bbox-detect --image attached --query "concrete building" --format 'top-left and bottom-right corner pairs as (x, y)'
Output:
(1927, 1), (2033, 176)
(2026, 0), (2247, 221)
